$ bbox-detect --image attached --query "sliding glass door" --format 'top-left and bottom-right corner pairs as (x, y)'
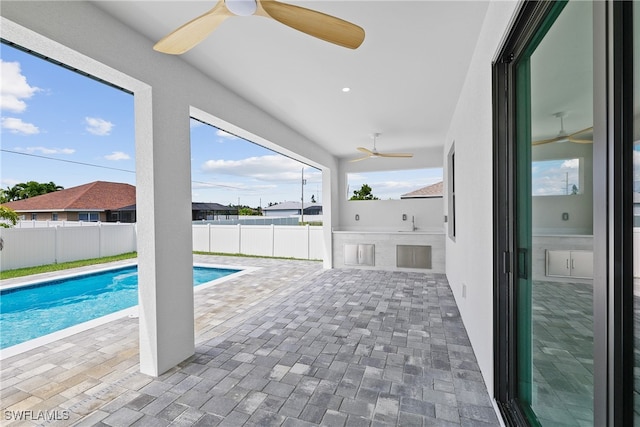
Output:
(633, 2), (640, 423)
(514, 2), (594, 424)
(494, 0), (640, 425)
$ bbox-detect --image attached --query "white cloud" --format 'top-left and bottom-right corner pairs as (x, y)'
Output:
(202, 154), (319, 182)
(1, 178), (21, 189)
(85, 117), (114, 136)
(104, 151), (130, 161)
(0, 60), (40, 113)
(1, 117), (39, 135)
(16, 146), (75, 155)
(561, 158), (579, 169)
(216, 129), (238, 140)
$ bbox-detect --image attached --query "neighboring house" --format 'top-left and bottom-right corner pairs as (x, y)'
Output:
(263, 201), (322, 217)
(1, 181), (136, 223)
(400, 181), (444, 199)
(2, 179), (240, 223)
(191, 202), (238, 221)
(119, 202), (239, 222)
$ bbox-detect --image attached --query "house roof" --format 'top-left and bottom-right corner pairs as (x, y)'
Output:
(192, 202), (236, 212)
(1, 181), (136, 212)
(400, 182), (444, 199)
(263, 201), (322, 211)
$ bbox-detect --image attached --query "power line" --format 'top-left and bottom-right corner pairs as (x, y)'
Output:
(1, 148), (135, 173)
(1, 149), (246, 190)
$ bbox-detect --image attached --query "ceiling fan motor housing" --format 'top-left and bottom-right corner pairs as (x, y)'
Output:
(226, 0), (257, 16)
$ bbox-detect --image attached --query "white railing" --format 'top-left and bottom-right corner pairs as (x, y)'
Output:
(0, 223), (323, 271)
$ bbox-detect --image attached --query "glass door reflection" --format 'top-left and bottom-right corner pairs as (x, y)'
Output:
(515, 1), (594, 424)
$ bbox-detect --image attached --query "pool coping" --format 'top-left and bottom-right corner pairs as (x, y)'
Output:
(0, 261), (259, 360)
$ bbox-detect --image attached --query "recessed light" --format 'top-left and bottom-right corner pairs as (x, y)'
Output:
(342, 87), (351, 93)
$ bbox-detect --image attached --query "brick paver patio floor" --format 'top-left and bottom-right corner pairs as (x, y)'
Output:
(1, 255), (499, 426)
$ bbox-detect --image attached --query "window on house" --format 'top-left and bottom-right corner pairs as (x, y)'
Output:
(447, 145), (456, 240)
(52, 213), (58, 221)
(31, 213), (37, 220)
(78, 212), (99, 222)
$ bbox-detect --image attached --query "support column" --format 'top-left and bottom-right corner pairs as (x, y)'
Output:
(322, 167), (337, 269)
(135, 87), (194, 376)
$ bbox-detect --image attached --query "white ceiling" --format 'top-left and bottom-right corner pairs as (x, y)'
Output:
(95, 1), (490, 159)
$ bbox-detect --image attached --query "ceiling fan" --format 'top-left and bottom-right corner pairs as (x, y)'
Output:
(532, 112), (593, 146)
(153, 0), (365, 54)
(350, 133), (414, 162)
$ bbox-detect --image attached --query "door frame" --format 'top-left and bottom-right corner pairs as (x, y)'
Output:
(491, 1), (633, 425)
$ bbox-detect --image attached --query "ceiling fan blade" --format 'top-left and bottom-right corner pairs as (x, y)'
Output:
(532, 135), (567, 146)
(378, 153), (413, 158)
(349, 155), (371, 163)
(154, 0), (232, 54)
(567, 126), (594, 144)
(357, 147), (374, 154)
(257, 0), (365, 49)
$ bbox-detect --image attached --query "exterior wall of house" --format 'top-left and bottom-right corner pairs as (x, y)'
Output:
(264, 209), (299, 217)
(16, 211), (109, 222)
(443, 0), (521, 397)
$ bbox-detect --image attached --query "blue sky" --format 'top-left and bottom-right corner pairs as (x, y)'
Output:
(1, 42), (440, 207)
(531, 158), (580, 196)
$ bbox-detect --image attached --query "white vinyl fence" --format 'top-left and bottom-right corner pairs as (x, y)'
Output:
(0, 223), (324, 271)
(0, 223), (138, 271)
(192, 224), (324, 260)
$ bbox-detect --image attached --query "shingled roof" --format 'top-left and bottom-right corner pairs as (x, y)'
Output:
(400, 181), (444, 199)
(1, 181), (136, 212)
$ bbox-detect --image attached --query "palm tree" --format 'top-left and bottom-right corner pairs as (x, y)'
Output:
(2, 181), (64, 201)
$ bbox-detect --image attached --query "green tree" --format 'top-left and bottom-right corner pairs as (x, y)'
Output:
(570, 184), (579, 195)
(238, 206), (261, 216)
(350, 184), (379, 200)
(0, 206), (18, 228)
(1, 181), (63, 202)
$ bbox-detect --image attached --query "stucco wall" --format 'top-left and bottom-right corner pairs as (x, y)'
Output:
(443, 0), (521, 398)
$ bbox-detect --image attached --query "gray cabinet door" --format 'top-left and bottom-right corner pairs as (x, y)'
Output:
(344, 244), (375, 266)
(397, 245), (432, 269)
(344, 244), (359, 265)
(570, 250), (593, 279)
(546, 250), (571, 277)
(358, 244), (375, 266)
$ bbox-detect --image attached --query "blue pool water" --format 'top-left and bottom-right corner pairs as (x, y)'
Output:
(0, 265), (239, 349)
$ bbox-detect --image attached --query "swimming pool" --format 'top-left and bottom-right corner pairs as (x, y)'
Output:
(0, 265), (240, 349)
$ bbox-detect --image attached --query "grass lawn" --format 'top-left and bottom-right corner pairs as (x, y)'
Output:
(0, 252), (138, 280)
(1, 251), (320, 280)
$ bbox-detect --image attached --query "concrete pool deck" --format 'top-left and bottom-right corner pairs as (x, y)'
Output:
(0, 254), (499, 426)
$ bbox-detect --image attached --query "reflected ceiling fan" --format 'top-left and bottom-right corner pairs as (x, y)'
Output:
(153, 0), (365, 54)
(532, 112), (593, 146)
(350, 133), (413, 162)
